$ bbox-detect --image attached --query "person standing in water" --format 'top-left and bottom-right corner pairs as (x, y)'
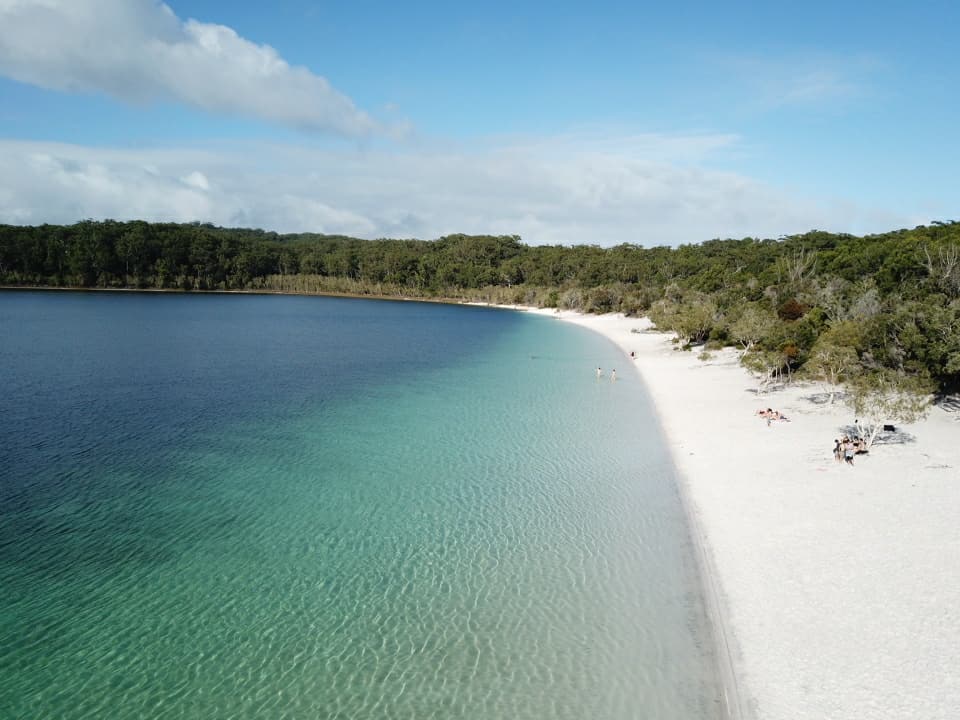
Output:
(596, 366), (603, 378)
(611, 369), (617, 381)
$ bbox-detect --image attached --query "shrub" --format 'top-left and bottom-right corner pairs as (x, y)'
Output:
(777, 298), (807, 321)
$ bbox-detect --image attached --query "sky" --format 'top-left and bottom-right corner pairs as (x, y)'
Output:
(0, 0), (957, 246)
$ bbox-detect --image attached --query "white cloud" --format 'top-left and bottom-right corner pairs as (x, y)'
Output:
(706, 51), (878, 111)
(778, 69), (859, 105)
(180, 171), (210, 191)
(0, 0), (377, 136)
(0, 135), (916, 246)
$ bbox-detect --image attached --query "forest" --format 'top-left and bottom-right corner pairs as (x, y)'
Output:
(2, 219), (959, 396)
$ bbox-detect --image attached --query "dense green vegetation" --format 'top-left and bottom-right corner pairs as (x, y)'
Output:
(2, 219), (959, 395)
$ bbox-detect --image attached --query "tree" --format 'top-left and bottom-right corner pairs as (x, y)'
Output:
(742, 349), (788, 394)
(920, 242), (960, 298)
(776, 246), (818, 285)
(674, 295), (719, 346)
(116, 228), (146, 281)
(646, 298), (680, 332)
(845, 369), (932, 448)
(647, 295), (718, 347)
(848, 282), (882, 321)
(804, 321), (862, 403)
(729, 304), (777, 356)
(812, 276), (849, 323)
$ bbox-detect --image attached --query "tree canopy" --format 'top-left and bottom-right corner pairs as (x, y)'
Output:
(2, 219), (959, 393)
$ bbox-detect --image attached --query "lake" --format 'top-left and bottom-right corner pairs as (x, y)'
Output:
(0, 291), (720, 719)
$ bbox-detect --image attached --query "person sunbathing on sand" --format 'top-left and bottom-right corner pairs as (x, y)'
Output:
(757, 408), (790, 424)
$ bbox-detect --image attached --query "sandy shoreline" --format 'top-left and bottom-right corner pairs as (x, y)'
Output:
(502, 306), (960, 720)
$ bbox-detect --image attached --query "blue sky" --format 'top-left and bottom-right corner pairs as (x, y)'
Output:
(0, 0), (956, 245)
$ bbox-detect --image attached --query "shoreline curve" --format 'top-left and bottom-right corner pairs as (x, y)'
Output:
(520, 307), (749, 720)
(492, 305), (960, 720)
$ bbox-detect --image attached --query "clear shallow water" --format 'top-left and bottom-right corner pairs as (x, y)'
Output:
(0, 291), (720, 719)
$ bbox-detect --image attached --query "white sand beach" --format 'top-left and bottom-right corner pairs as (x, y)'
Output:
(517, 308), (960, 720)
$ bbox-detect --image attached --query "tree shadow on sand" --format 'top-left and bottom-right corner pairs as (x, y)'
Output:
(838, 424), (916, 446)
(802, 391), (848, 405)
(744, 384), (791, 396)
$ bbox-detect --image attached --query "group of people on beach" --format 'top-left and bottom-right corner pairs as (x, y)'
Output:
(834, 436), (867, 465)
(596, 366), (616, 381)
(756, 407), (790, 427)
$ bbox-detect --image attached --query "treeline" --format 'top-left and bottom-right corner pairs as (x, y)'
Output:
(1, 219), (959, 393)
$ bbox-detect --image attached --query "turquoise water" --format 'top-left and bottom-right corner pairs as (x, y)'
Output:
(1, 292), (719, 719)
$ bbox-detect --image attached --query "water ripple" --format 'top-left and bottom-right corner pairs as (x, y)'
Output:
(1, 298), (719, 719)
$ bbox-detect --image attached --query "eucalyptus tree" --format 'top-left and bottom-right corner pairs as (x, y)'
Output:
(846, 369), (933, 448)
